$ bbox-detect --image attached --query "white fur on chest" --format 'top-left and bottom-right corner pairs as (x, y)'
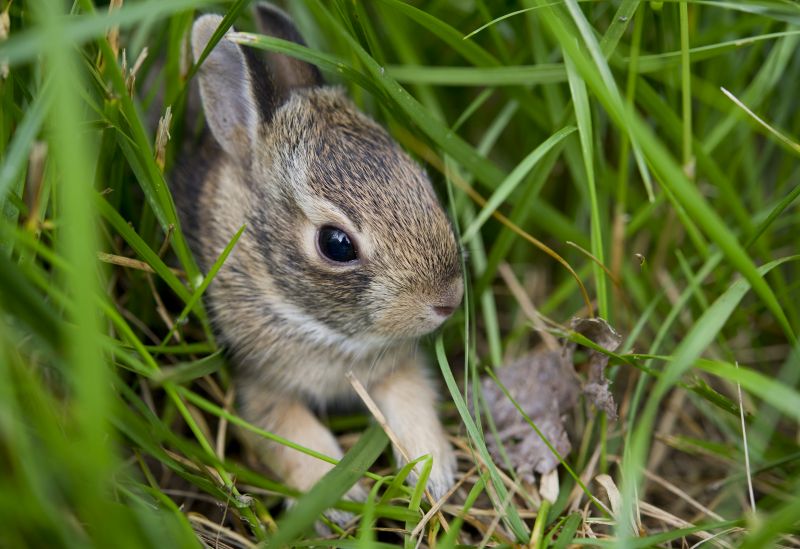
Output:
(247, 299), (416, 405)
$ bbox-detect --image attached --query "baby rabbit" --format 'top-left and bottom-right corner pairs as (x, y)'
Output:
(173, 3), (463, 507)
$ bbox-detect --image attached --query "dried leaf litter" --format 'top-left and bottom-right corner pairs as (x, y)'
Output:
(477, 318), (622, 482)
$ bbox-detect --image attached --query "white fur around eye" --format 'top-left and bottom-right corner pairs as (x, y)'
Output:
(294, 195), (373, 264)
(302, 222), (367, 268)
(300, 222), (321, 263)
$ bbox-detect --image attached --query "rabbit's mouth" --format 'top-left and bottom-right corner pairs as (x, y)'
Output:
(366, 275), (464, 338)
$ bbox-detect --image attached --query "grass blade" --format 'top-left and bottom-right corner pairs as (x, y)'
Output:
(460, 125), (575, 243)
(267, 423), (388, 548)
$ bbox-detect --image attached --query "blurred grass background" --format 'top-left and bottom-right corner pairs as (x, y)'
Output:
(1, 0), (799, 547)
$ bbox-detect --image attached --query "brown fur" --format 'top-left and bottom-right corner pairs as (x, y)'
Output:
(173, 5), (463, 507)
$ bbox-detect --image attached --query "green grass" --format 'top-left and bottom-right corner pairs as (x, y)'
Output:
(1, 0), (799, 547)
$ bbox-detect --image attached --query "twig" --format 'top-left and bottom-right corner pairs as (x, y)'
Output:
(479, 482), (517, 548)
(346, 371), (450, 535)
(97, 251), (186, 278)
(641, 469), (724, 521)
(145, 272), (181, 343)
(411, 466), (477, 538)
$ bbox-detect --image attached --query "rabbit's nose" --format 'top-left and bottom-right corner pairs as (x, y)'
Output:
(433, 304), (457, 317)
(431, 278), (464, 318)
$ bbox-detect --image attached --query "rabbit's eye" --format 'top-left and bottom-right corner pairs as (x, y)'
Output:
(317, 226), (358, 263)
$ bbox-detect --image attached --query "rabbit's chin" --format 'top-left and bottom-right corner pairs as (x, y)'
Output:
(358, 317), (448, 345)
(367, 300), (457, 340)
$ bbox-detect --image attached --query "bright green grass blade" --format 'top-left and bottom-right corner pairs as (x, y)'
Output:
(151, 351), (224, 386)
(646, 252), (799, 395)
(621, 254), (800, 541)
(565, 53), (606, 318)
(357, 475), (396, 548)
(267, 423), (388, 548)
(0, 0), (215, 67)
(599, 0), (640, 57)
(0, 84), (48, 207)
(227, 32), (376, 93)
(162, 224), (245, 346)
(376, 0), (499, 66)
(550, 512), (583, 549)
(720, 86), (800, 156)
(293, 541), (400, 549)
(461, 206), (500, 368)
(385, 63), (566, 86)
(706, 32), (799, 152)
(633, 79), (753, 235)
(437, 475), (485, 549)
(32, 0), (122, 544)
(0, 253), (61, 349)
(376, 0), (565, 132)
(634, 29), (800, 74)
(377, 459), (417, 505)
(113, 386), (229, 494)
(0, 328), (88, 546)
(464, 5), (543, 40)
(143, 342), (215, 355)
(572, 518), (742, 547)
(564, 0), (654, 202)
(119, 483), (203, 549)
(187, 0), (250, 75)
(702, 1), (800, 24)
(627, 253), (721, 431)
(97, 196), (193, 305)
(110, 106), (204, 291)
(70, 2), (203, 290)
(460, 125), (575, 243)
(404, 455), (431, 549)
(740, 495), (800, 548)
(451, 94), (515, 366)
(536, 0), (796, 342)
(694, 358), (800, 423)
(476, 145), (566, 296)
(435, 335), (529, 542)
(679, 0), (693, 167)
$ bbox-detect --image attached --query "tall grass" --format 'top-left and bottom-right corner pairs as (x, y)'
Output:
(1, 0), (799, 547)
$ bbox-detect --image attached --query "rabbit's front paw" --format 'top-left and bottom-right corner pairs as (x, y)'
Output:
(294, 481), (368, 535)
(371, 365), (458, 502)
(401, 434), (456, 502)
(321, 481), (368, 532)
(423, 440), (456, 501)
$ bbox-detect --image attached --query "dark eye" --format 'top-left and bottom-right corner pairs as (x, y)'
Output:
(317, 225), (358, 263)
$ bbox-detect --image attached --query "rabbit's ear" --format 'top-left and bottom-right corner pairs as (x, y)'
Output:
(254, 3), (323, 94)
(192, 15), (263, 157)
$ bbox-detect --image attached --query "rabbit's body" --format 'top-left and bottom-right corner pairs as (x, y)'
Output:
(174, 5), (462, 504)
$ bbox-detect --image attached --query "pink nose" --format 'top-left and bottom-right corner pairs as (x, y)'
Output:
(432, 304), (457, 318)
(432, 278), (464, 318)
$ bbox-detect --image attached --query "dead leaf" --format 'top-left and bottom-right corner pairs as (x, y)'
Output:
(568, 317), (622, 421)
(478, 317), (622, 480)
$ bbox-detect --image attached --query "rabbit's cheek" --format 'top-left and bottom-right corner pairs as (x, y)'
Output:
(369, 296), (448, 338)
(367, 270), (463, 337)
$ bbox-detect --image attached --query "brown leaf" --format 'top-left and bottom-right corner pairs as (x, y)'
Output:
(568, 317), (622, 421)
(478, 317), (622, 480)
(479, 351), (577, 482)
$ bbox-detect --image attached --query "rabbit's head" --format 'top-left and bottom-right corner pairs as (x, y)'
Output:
(188, 5), (462, 353)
